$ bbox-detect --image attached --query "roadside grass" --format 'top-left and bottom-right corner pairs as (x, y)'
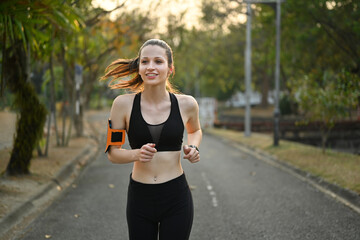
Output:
(206, 128), (360, 195)
(219, 105), (274, 118)
(219, 105), (359, 120)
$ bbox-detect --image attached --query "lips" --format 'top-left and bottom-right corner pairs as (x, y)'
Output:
(146, 73), (158, 79)
(146, 73), (158, 76)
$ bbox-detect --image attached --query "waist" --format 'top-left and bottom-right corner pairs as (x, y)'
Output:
(132, 151), (183, 184)
(129, 172), (188, 193)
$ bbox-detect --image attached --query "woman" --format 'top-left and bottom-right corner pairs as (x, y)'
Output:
(102, 39), (202, 240)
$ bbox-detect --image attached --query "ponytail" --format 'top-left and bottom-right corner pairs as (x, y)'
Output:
(100, 57), (144, 92)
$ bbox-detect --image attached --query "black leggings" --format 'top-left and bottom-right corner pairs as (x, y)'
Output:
(126, 173), (194, 240)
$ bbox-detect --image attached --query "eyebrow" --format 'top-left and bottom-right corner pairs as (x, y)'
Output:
(140, 56), (165, 59)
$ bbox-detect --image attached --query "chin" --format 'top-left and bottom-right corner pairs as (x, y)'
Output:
(144, 79), (166, 86)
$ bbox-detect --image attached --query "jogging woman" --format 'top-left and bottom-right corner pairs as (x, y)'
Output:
(102, 39), (202, 240)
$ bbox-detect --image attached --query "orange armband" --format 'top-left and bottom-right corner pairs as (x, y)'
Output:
(105, 119), (126, 153)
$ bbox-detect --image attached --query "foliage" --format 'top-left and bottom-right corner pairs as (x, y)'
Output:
(293, 69), (360, 152)
(0, 0), (84, 61)
(1, 0), (359, 174)
(194, 0), (359, 144)
(1, 0), (158, 175)
(279, 94), (298, 116)
(279, 0), (360, 152)
(79, 9), (153, 109)
(162, 3), (246, 100)
(0, 0), (83, 175)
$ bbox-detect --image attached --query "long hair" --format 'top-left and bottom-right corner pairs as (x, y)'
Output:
(101, 39), (178, 93)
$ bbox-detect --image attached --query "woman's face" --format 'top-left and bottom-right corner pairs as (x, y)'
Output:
(139, 45), (172, 86)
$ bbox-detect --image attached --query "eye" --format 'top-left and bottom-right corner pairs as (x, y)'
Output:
(141, 60), (148, 64)
(155, 60), (163, 64)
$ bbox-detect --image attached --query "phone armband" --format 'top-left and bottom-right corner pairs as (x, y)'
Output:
(105, 119), (126, 153)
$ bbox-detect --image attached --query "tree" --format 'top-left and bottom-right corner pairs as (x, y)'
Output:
(0, 0), (83, 175)
(80, 6), (151, 109)
(294, 69), (359, 153)
(160, 1), (247, 100)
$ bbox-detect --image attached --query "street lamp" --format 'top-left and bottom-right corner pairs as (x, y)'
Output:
(243, 0), (285, 146)
(244, 4), (252, 137)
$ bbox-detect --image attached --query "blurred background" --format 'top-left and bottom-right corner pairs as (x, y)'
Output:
(0, 0), (359, 176)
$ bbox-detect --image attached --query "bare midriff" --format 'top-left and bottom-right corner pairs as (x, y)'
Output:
(131, 151), (183, 184)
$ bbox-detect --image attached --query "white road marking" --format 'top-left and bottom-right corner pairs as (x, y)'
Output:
(201, 172), (218, 207)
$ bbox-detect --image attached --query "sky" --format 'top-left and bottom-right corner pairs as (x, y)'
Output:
(91, 0), (204, 31)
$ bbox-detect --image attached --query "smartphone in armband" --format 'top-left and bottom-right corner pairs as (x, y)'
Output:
(105, 119), (125, 153)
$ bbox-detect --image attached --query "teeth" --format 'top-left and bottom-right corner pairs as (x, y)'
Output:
(147, 74), (157, 76)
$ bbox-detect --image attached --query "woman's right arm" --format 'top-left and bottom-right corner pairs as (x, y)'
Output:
(107, 95), (157, 164)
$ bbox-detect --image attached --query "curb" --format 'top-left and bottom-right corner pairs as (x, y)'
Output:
(206, 131), (360, 215)
(0, 142), (100, 239)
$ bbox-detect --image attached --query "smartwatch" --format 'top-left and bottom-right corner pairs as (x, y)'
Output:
(188, 145), (199, 152)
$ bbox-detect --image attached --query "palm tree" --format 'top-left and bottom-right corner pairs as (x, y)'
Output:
(0, 0), (83, 175)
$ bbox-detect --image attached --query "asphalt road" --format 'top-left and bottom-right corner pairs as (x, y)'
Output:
(17, 124), (360, 239)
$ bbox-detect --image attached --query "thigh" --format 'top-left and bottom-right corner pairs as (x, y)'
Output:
(158, 188), (194, 240)
(126, 210), (158, 240)
(127, 182), (158, 240)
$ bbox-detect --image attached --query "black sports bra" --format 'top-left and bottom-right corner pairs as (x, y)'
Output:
(127, 92), (184, 151)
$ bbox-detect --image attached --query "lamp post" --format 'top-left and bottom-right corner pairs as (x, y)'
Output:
(244, 0), (284, 145)
(273, 0), (282, 146)
(244, 3), (252, 137)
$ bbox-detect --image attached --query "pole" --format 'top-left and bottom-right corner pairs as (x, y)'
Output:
(273, 0), (281, 146)
(245, 3), (252, 137)
(244, 0), (284, 144)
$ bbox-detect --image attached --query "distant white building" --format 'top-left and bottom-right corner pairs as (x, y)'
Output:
(197, 97), (217, 128)
(225, 91), (274, 107)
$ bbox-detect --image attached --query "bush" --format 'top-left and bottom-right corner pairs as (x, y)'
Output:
(280, 94), (297, 115)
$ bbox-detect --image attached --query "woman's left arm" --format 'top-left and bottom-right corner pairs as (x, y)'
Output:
(182, 95), (202, 163)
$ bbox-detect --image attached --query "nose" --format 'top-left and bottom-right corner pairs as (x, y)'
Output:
(147, 61), (155, 70)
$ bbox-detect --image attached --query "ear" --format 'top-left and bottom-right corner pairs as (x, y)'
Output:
(168, 66), (173, 76)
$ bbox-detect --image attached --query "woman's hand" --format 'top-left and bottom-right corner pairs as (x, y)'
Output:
(183, 145), (200, 163)
(139, 143), (157, 162)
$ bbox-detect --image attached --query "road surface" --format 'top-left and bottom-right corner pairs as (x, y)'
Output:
(17, 115), (360, 239)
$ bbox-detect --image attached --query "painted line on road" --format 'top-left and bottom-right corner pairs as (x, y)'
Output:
(201, 172), (218, 207)
(229, 142), (360, 215)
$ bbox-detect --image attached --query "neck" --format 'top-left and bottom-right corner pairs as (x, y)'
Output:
(142, 86), (169, 104)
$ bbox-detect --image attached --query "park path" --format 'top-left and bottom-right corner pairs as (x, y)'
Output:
(16, 111), (360, 240)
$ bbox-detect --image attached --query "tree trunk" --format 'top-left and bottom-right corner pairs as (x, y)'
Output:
(73, 35), (83, 137)
(321, 131), (327, 154)
(74, 102), (83, 137)
(61, 45), (68, 146)
(44, 112), (51, 156)
(260, 46), (270, 108)
(320, 124), (332, 154)
(358, 96), (360, 121)
(261, 73), (269, 108)
(83, 67), (101, 109)
(64, 65), (74, 145)
(5, 42), (47, 175)
(49, 48), (60, 146)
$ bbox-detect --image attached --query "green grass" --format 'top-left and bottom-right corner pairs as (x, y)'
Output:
(219, 105), (275, 118)
(207, 128), (360, 194)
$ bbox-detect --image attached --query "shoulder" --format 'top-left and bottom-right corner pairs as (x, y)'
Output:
(175, 94), (199, 112)
(111, 93), (136, 116)
(113, 93), (136, 107)
(110, 93), (136, 128)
